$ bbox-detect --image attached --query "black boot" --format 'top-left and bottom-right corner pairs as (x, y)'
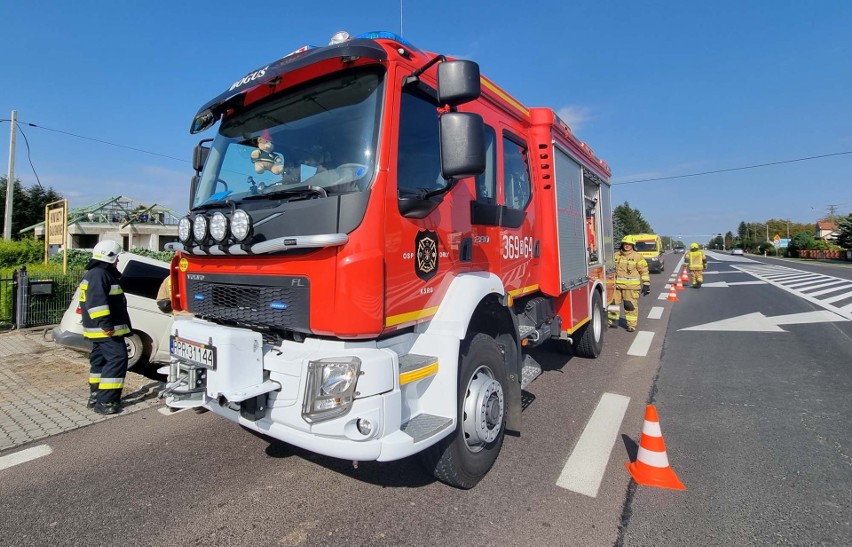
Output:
(87, 390), (100, 409)
(93, 401), (122, 415)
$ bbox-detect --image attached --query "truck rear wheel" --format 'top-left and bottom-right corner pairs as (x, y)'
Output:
(572, 290), (604, 358)
(419, 333), (507, 489)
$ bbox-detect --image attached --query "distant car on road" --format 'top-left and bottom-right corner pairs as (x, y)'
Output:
(731, 248), (745, 256)
(673, 245), (685, 254)
(52, 253), (174, 369)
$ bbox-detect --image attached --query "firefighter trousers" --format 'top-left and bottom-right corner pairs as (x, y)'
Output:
(89, 337), (129, 405)
(689, 268), (705, 286)
(608, 288), (640, 329)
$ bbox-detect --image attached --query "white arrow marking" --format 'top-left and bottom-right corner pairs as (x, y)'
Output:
(681, 310), (847, 332)
(701, 280), (768, 288)
(702, 271), (749, 275)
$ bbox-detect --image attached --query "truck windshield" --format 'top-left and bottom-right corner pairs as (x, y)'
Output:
(193, 69), (384, 208)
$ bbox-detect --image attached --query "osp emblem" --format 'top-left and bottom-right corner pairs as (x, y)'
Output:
(415, 230), (439, 281)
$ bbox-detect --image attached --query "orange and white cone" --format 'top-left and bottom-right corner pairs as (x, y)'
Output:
(681, 267), (690, 283)
(667, 283), (679, 301)
(625, 405), (685, 490)
(675, 276), (684, 291)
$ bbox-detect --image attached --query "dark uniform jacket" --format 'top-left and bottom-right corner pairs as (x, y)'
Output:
(80, 261), (132, 339)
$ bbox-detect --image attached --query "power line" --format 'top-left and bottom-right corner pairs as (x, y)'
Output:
(613, 150), (852, 185)
(0, 118), (43, 188)
(1, 119), (187, 163)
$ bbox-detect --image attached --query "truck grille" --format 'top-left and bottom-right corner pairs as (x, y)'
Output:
(186, 274), (310, 333)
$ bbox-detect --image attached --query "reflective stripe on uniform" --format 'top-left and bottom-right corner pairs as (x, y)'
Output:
(109, 285), (123, 295)
(88, 305), (110, 319)
(83, 324), (131, 338)
(89, 374), (101, 385)
(616, 278), (641, 285)
(99, 378), (125, 390)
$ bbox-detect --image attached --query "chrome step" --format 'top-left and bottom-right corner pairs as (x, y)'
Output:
(520, 354), (542, 390)
(400, 414), (453, 443)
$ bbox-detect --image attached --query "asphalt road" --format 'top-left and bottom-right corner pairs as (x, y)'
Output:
(1, 252), (849, 546)
(621, 251), (852, 545)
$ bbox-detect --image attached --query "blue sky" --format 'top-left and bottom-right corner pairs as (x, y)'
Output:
(2, 1), (851, 241)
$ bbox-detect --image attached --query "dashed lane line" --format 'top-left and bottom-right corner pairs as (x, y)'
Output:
(0, 445), (52, 471)
(647, 306), (664, 320)
(556, 392), (630, 497)
(627, 331), (655, 356)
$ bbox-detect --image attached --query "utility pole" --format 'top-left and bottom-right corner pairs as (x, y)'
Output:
(4, 110), (17, 241)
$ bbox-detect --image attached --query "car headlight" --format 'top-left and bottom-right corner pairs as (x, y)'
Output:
(231, 209), (251, 241)
(302, 357), (361, 423)
(192, 215), (208, 242)
(210, 212), (228, 242)
(178, 217), (192, 243)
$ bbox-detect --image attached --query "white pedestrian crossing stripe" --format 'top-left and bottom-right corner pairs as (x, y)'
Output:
(733, 263), (852, 320)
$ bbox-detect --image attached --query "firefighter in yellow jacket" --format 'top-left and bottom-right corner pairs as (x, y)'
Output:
(686, 243), (707, 288)
(608, 237), (651, 332)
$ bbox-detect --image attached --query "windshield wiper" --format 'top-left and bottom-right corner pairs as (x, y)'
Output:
(241, 185), (328, 201)
(191, 200), (233, 211)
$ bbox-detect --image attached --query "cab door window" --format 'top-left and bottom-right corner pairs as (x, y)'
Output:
(503, 136), (531, 210)
(475, 125), (497, 204)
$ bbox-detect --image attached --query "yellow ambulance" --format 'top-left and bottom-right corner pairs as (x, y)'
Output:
(625, 233), (665, 273)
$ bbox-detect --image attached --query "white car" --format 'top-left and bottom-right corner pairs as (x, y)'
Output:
(52, 253), (174, 368)
(731, 248), (745, 256)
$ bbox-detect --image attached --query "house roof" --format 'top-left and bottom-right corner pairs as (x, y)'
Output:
(816, 221), (838, 230)
(19, 196), (182, 234)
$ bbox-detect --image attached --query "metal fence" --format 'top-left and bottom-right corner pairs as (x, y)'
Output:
(0, 266), (85, 330)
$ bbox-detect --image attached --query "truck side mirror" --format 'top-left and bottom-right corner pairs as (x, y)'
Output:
(193, 139), (213, 172)
(440, 112), (485, 180)
(437, 61), (481, 105)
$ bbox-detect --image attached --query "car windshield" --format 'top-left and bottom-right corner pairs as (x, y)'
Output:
(192, 69), (384, 208)
(634, 240), (658, 252)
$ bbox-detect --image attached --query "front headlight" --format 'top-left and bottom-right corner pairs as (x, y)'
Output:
(302, 357), (361, 423)
(210, 212), (228, 242)
(192, 215), (208, 242)
(178, 217), (192, 243)
(231, 209), (251, 241)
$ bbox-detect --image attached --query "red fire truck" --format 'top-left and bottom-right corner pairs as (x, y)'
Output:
(164, 31), (614, 488)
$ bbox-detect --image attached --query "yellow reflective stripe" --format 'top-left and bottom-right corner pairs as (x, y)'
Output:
(89, 376), (101, 385)
(399, 362), (439, 385)
(99, 381), (124, 389)
(113, 327), (131, 336)
(385, 306), (439, 327)
(109, 285), (123, 295)
(508, 284), (540, 298)
(616, 278), (641, 285)
(89, 305), (110, 319)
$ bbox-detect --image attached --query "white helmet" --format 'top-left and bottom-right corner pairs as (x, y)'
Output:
(92, 240), (123, 264)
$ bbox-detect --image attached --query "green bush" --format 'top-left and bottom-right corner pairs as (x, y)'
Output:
(0, 238), (43, 268)
(127, 247), (175, 263)
(49, 248), (93, 269)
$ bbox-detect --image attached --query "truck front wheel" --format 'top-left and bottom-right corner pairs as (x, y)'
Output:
(419, 333), (507, 489)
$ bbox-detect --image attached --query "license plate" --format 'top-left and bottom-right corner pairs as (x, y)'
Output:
(170, 336), (216, 369)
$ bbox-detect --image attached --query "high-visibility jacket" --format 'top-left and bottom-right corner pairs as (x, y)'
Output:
(80, 262), (131, 339)
(687, 249), (707, 270)
(614, 249), (650, 289)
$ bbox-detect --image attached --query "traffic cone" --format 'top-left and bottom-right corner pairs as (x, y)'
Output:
(625, 405), (686, 490)
(667, 283), (679, 301)
(681, 267), (689, 283)
(675, 276), (684, 291)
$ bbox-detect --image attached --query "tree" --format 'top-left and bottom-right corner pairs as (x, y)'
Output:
(613, 201), (652, 244)
(724, 231), (734, 250)
(787, 231), (815, 256)
(835, 214), (852, 250)
(0, 177), (64, 239)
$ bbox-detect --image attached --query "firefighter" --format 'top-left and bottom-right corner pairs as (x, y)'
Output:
(80, 240), (132, 415)
(686, 242), (707, 288)
(608, 237), (651, 332)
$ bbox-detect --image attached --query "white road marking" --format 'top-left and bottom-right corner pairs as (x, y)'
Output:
(700, 280), (767, 288)
(681, 310), (847, 332)
(627, 331), (655, 356)
(657, 293), (669, 300)
(0, 445), (53, 471)
(648, 306), (664, 319)
(158, 407), (191, 416)
(556, 392), (630, 497)
(733, 265), (852, 320)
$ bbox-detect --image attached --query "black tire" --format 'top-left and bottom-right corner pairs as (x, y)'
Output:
(419, 333), (507, 489)
(124, 333), (147, 370)
(572, 290), (605, 358)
